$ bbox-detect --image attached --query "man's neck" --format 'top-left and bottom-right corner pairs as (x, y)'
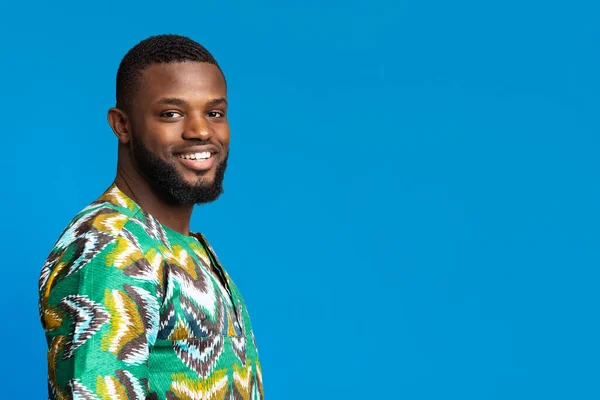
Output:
(114, 163), (193, 236)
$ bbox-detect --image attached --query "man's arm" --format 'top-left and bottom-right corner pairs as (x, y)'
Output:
(41, 234), (160, 399)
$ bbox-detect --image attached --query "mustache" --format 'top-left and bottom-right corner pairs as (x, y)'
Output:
(171, 140), (222, 154)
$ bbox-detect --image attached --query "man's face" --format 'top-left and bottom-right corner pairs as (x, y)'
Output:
(127, 61), (230, 205)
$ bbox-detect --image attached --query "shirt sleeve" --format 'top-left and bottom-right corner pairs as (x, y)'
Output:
(42, 233), (161, 400)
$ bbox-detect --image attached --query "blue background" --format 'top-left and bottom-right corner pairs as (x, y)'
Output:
(1, 1), (599, 398)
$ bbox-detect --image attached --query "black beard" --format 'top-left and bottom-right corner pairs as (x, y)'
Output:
(130, 137), (227, 206)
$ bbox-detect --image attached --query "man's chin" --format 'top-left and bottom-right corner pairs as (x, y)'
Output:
(177, 166), (215, 180)
(158, 184), (223, 206)
(184, 176), (216, 189)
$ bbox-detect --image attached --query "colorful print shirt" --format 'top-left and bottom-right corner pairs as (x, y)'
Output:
(39, 184), (263, 399)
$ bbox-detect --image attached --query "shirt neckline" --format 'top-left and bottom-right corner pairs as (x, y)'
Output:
(102, 183), (202, 243)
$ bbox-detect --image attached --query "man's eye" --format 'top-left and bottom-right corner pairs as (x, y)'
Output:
(207, 111), (224, 118)
(160, 111), (182, 118)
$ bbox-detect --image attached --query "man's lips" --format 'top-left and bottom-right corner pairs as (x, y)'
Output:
(174, 145), (219, 172)
(174, 144), (219, 156)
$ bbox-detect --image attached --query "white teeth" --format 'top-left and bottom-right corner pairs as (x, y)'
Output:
(179, 152), (211, 160)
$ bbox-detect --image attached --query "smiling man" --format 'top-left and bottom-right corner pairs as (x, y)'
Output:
(39, 35), (263, 399)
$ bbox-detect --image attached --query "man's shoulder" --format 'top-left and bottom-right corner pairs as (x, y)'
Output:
(39, 187), (165, 294)
(45, 185), (172, 270)
(38, 188), (167, 323)
(53, 188), (142, 251)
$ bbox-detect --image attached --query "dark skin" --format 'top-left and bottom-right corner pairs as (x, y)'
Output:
(107, 62), (230, 235)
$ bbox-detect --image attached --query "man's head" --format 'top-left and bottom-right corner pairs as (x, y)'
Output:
(108, 34), (229, 206)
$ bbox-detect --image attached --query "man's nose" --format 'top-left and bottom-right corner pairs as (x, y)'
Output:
(182, 115), (212, 140)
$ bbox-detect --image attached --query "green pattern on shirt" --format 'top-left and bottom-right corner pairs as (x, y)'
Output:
(39, 184), (263, 400)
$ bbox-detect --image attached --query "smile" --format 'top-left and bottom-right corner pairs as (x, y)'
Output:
(177, 151), (212, 160)
(176, 151), (216, 172)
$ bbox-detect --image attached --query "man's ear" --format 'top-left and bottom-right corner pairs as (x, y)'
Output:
(107, 107), (132, 144)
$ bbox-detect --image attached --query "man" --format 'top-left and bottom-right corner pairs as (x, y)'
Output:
(39, 34), (263, 400)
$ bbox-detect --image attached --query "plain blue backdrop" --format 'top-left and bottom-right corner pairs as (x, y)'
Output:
(1, 1), (599, 398)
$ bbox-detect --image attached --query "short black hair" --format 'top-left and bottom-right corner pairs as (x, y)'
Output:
(115, 34), (223, 111)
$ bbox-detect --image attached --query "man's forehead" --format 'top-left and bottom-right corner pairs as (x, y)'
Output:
(138, 61), (226, 93)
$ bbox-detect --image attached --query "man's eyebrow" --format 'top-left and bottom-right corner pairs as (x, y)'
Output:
(155, 97), (227, 107)
(156, 97), (188, 106)
(207, 97), (227, 106)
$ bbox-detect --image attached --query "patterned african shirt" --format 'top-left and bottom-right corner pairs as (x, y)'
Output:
(39, 184), (263, 399)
